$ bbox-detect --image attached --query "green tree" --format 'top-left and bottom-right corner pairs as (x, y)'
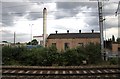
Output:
(85, 43), (102, 64)
(31, 39), (38, 45)
(76, 46), (87, 65)
(62, 49), (77, 66)
(44, 46), (58, 66)
(27, 39), (38, 45)
(27, 42), (31, 45)
(117, 38), (120, 43)
(112, 35), (115, 42)
(2, 46), (28, 65)
(16, 42), (20, 45)
(2, 41), (8, 43)
(108, 58), (119, 65)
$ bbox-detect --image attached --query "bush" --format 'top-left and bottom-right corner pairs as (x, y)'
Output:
(2, 43), (103, 66)
(108, 57), (119, 65)
(85, 43), (102, 64)
(2, 46), (28, 65)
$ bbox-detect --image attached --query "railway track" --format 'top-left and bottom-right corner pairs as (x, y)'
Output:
(1, 66), (120, 79)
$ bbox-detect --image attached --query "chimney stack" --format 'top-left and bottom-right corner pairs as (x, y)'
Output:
(92, 29), (94, 33)
(55, 30), (58, 34)
(79, 30), (81, 33)
(43, 7), (47, 47)
(67, 30), (69, 33)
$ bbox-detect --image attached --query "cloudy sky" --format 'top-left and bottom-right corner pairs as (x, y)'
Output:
(0, 0), (120, 43)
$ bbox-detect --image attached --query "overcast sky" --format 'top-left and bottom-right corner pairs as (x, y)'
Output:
(0, 0), (120, 43)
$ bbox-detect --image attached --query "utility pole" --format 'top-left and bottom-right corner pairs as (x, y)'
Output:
(29, 24), (33, 43)
(98, 1), (105, 60)
(115, 1), (120, 16)
(115, 1), (120, 34)
(14, 32), (16, 45)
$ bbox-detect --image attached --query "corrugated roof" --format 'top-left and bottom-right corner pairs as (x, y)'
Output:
(47, 33), (100, 39)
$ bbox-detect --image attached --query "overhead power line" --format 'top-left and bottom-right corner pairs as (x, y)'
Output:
(0, 10), (116, 16)
(2, 4), (30, 8)
(2, 2), (44, 9)
(115, 1), (120, 16)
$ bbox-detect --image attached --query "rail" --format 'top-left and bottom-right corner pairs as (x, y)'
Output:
(1, 65), (120, 79)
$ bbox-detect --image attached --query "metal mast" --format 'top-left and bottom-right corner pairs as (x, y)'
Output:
(98, 1), (104, 60)
(115, 1), (120, 16)
(43, 8), (47, 47)
(14, 32), (16, 45)
(115, 1), (120, 34)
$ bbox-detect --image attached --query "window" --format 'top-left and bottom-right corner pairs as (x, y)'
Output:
(52, 43), (56, 47)
(118, 48), (120, 52)
(78, 43), (84, 47)
(64, 43), (69, 50)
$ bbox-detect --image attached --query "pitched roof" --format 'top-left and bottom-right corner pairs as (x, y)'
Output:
(47, 33), (100, 39)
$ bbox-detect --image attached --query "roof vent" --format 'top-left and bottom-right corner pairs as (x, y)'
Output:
(79, 30), (81, 33)
(67, 30), (69, 33)
(55, 31), (58, 34)
(92, 29), (94, 33)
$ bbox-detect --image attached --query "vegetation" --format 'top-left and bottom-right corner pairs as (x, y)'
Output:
(112, 35), (115, 42)
(27, 39), (38, 45)
(2, 43), (118, 66)
(117, 38), (120, 43)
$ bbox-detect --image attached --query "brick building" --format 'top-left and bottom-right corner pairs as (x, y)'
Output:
(47, 30), (100, 51)
(112, 43), (120, 53)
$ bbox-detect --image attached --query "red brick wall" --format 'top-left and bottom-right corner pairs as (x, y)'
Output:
(47, 38), (100, 51)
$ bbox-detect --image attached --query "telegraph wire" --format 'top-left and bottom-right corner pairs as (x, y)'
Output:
(2, 1), (43, 9)
(2, 4), (30, 8)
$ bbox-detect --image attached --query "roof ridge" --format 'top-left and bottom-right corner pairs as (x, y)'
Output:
(48, 33), (100, 39)
(50, 32), (100, 34)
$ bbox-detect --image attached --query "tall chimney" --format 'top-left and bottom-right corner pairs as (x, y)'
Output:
(92, 29), (94, 33)
(43, 7), (47, 47)
(67, 30), (69, 33)
(79, 30), (81, 33)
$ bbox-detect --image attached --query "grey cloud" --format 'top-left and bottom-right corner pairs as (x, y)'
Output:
(1, 1), (118, 32)
(53, 25), (73, 30)
(1, 2), (48, 26)
(54, 2), (118, 32)
(2, 2), (30, 15)
(2, 2), (31, 27)
(84, 15), (118, 31)
(57, 2), (98, 9)
(55, 10), (77, 19)
(55, 2), (100, 31)
(0, 2), (2, 23)
(56, 2), (117, 19)
(56, 2), (98, 10)
(55, 2), (98, 19)
(104, 17), (118, 29)
(52, 25), (82, 33)
(102, 2), (118, 16)
(2, 13), (15, 26)
(84, 17), (99, 31)
(29, 0), (54, 3)
(26, 12), (42, 20)
(2, 30), (14, 43)
(57, 2), (81, 9)
(55, 2), (81, 19)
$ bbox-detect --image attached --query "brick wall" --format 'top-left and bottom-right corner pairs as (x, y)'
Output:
(47, 38), (100, 51)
